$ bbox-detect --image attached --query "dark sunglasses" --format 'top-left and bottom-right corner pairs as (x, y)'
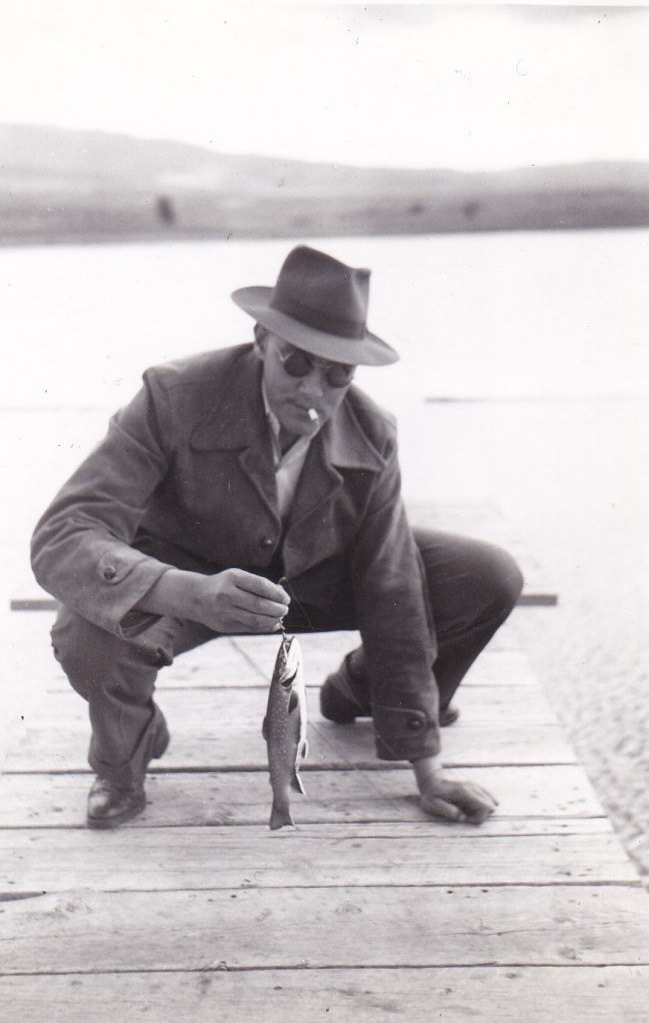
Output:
(277, 344), (355, 388)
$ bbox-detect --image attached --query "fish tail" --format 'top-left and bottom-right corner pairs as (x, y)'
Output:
(291, 770), (306, 795)
(270, 800), (295, 831)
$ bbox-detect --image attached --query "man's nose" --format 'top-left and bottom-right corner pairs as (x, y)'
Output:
(298, 367), (327, 397)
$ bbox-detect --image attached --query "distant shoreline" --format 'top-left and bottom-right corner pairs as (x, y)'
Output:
(3, 218), (649, 249)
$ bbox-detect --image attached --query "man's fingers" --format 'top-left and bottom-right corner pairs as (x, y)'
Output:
(449, 781), (498, 814)
(227, 606), (286, 632)
(455, 792), (497, 825)
(231, 595), (290, 621)
(465, 805), (495, 825)
(198, 570), (292, 634)
(232, 570), (290, 605)
(419, 777), (497, 826)
(420, 794), (466, 822)
(464, 782), (499, 806)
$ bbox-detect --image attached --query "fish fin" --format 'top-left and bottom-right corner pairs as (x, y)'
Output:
(270, 802), (295, 830)
(261, 716), (269, 741)
(291, 769), (306, 795)
(290, 738), (308, 795)
(287, 688), (299, 714)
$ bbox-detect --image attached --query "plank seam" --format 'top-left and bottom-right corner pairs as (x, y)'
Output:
(0, 757), (581, 776)
(3, 881), (641, 898)
(0, 817), (614, 832)
(1, 960), (648, 979)
(0, 820), (614, 833)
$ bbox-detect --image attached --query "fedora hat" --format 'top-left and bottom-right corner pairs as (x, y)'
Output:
(231, 245), (399, 366)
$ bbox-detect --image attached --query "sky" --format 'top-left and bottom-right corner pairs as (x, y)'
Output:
(1, 2), (648, 171)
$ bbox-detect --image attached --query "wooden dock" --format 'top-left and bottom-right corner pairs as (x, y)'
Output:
(1, 611), (649, 1021)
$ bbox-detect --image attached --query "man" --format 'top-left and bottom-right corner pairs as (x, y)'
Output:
(31, 245), (523, 829)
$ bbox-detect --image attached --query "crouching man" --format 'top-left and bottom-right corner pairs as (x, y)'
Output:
(31, 245), (523, 828)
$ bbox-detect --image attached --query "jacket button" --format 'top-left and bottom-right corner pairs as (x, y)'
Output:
(103, 565), (117, 580)
(260, 536), (274, 549)
(407, 717), (423, 731)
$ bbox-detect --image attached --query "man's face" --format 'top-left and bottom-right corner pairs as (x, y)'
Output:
(257, 332), (355, 439)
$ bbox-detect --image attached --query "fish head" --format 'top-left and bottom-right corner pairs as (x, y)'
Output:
(277, 634), (301, 688)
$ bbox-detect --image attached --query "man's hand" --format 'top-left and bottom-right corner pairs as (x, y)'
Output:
(193, 569), (290, 633)
(139, 567), (290, 634)
(412, 756), (497, 825)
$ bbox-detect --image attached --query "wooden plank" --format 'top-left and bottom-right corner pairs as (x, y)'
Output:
(5, 612), (532, 703)
(3, 685), (577, 772)
(2, 885), (649, 973)
(181, 635), (537, 690)
(2, 966), (648, 1023)
(211, 639), (539, 689)
(0, 764), (607, 829)
(1, 821), (639, 893)
(10, 681), (562, 735)
(7, 620), (533, 693)
(40, 640), (538, 693)
(9, 597), (57, 612)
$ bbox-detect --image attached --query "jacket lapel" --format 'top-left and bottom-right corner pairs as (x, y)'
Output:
(285, 395), (385, 576)
(190, 351), (280, 522)
(286, 442), (342, 534)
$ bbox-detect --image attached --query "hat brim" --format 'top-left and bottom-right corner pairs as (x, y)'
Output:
(231, 286), (399, 366)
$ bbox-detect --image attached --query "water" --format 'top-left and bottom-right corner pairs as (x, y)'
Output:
(2, 230), (648, 410)
(2, 230), (648, 870)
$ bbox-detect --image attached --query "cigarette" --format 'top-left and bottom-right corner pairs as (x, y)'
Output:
(307, 407), (319, 422)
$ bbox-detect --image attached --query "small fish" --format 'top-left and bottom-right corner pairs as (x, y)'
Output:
(262, 633), (308, 830)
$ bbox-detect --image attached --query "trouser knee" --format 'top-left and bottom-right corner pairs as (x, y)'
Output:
(412, 528), (524, 641)
(51, 605), (163, 703)
(481, 543), (524, 615)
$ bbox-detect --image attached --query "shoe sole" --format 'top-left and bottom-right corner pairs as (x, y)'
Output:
(440, 706), (460, 727)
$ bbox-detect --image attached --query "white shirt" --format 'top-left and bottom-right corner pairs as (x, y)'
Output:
(262, 384), (319, 521)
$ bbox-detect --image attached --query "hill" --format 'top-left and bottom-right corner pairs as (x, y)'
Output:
(2, 123), (649, 243)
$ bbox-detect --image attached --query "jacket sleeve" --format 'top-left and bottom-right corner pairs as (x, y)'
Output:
(31, 372), (175, 636)
(350, 434), (441, 762)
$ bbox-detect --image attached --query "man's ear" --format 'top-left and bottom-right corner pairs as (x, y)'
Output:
(253, 323), (269, 360)
(249, 327), (266, 364)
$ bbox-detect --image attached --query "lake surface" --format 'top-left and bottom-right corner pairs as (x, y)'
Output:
(2, 229), (648, 871)
(2, 228), (648, 409)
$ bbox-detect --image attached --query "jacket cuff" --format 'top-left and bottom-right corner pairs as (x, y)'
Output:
(91, 548), (170, 636)
(372, 704), (441, 761)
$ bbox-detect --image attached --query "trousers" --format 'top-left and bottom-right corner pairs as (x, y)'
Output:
(51, 528), (523, 786)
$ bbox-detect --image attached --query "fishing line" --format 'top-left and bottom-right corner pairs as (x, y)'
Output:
(278, 575), (315, 632)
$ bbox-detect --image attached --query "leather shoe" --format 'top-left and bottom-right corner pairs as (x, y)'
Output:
(320, 654), (371, 723)
(439, 704), (460, 727)
(87, 777), (146, 829)
(320, 654), (460, 727)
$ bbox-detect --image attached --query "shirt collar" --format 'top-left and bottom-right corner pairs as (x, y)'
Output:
(261, 381), (320, 466)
